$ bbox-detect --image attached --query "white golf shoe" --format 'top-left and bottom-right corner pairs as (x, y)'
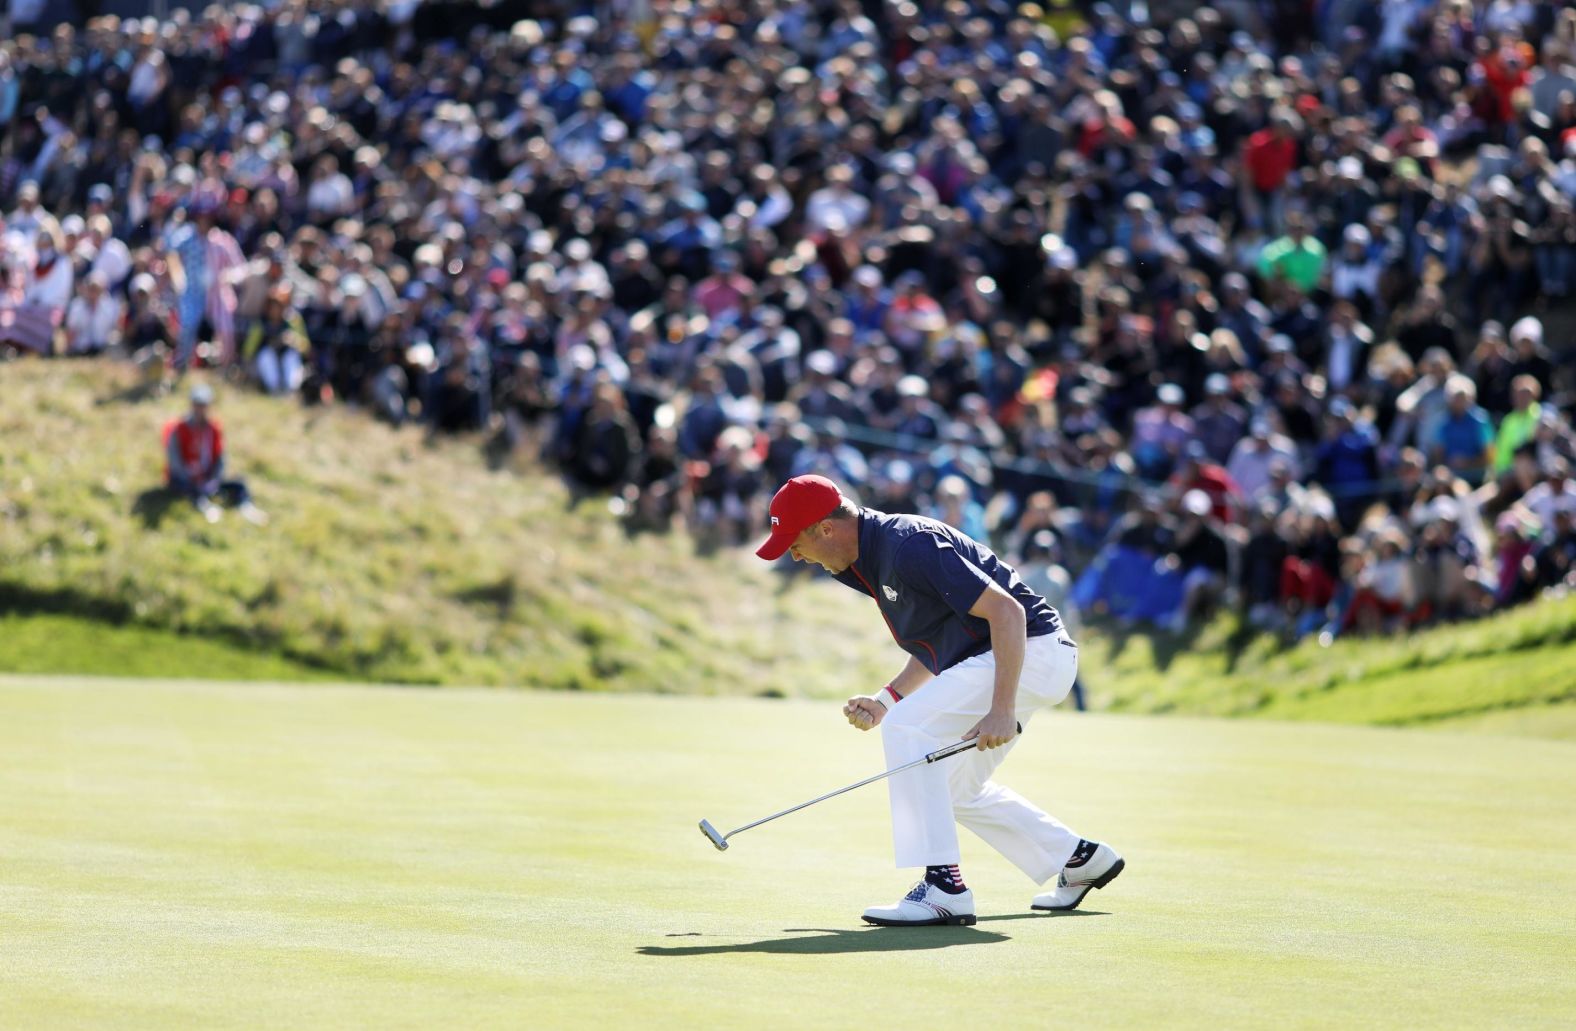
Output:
(1031, 842), (1125, 912)
(863, 881), (976, 926)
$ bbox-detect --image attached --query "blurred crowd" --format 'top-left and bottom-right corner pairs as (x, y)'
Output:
(3, 0), (1576, 642)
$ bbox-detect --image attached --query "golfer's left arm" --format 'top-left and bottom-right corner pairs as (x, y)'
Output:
(964, 581), (1026, 750)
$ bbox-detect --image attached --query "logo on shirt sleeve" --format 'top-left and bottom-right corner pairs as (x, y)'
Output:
(882, 584), (899, 602)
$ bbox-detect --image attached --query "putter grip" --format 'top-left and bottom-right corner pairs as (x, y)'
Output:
(926, 722), (1023, 763)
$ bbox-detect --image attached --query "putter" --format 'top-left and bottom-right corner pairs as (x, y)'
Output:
(699, 723), (1021, 851)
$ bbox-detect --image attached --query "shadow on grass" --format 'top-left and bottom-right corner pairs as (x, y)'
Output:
(638, 926), (1009, 957)
(94, 372), (169, 408)
(0, 582), (133, 622)
(976, 910), (1110, 923)
(132, 486), (181, 529)
(1222, 615), (1258, 675)
(638, 909), (1115, 957)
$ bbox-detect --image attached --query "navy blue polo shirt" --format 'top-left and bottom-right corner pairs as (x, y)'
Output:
(831, 509), (1063, 675)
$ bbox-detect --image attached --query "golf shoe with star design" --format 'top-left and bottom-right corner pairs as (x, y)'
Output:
(862, 881), (976, 926)
(1031, 841), (1125, 911)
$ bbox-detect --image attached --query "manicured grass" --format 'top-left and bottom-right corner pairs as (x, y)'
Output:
(3, 677), (1573, 1029)
(1430, 701), (1576, 740)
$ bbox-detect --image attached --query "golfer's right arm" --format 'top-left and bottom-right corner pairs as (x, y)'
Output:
(886, 655), (934, 699)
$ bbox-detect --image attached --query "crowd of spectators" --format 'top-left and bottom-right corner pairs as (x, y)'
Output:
(3, 0), (1576, 643)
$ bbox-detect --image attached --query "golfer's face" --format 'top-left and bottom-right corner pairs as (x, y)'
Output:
(788, 523), (836, 572)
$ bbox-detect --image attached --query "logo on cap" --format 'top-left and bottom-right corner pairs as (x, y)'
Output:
(771, 516), (780, 527)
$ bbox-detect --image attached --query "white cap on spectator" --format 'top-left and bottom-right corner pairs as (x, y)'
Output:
(61, 215), (86, 236)
(898, 375), (929, 398)
(1343, 223), (1370, 246)
(1509, 316), (1542, 345)
(853, 265), (883, 288)
(1157, 383), (1185, 406)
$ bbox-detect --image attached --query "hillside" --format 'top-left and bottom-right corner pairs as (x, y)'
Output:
(2, 360), (1573, 738)
(1087, 593), (1576, 737)
(0, 361), (888, 694)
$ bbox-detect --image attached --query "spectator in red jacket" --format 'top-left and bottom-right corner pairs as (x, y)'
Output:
(165, 384), (267, 525)
(1168, 440), (1246, 524)
(1242, 109), (1302, 233)
(1475, 38), (1534, 135)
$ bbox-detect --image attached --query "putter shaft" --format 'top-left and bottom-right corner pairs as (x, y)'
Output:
(700, 724), (1020, 850)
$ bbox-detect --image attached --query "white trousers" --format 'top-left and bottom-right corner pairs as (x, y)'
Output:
(256, 347), (303, 396)
(881, 632), (1082, 885)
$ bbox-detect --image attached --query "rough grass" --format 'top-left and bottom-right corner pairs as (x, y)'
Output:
(1086, 594), (1576, 734)
(3, 360), (1574, 739)
(2, 679), (1573, 1030)
(0, 361), (887, 694)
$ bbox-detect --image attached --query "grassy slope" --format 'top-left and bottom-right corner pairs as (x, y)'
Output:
(0, 361), (887, 694)
(0, 612), (335, 680)
(1086, 593), (1576, 733)
(3, 360), (1574, 738)
(2, 677), (1573, 1030)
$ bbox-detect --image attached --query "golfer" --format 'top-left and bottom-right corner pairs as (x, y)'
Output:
(756, 474), (1124, 925)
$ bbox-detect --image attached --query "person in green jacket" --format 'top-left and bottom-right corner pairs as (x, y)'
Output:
(1494, 376), (1544, 475)
(1256, 210), (1327, 293)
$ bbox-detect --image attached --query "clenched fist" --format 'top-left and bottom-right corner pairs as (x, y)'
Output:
(843, 695), (886, 731)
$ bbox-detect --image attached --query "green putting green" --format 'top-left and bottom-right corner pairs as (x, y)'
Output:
(3, 677), (1573, 1029)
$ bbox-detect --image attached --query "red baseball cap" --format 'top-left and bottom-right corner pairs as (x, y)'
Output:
(755, 475), (843, 560)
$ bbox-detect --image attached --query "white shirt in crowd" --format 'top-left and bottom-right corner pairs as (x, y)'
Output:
(1325, 322), (1372, 393)
(127, 53), (166, 106)
(305, 172), (355, 218)
(24, 254), (73, 310)
(87, 237), (133, 288)
(1330, 256), (1381, 308)
(65, 293), (123, 352)
(1227, 434), (1301, 498)
(803, 186), (869, 234)
(1362, 555), (1417, 607)
(740, 185), (793, 231)
(1520, 480), (1576, 530)
(6, 204), (49, 246)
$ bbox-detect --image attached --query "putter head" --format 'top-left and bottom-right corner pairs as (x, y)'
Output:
(698, 819), (728, 851)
